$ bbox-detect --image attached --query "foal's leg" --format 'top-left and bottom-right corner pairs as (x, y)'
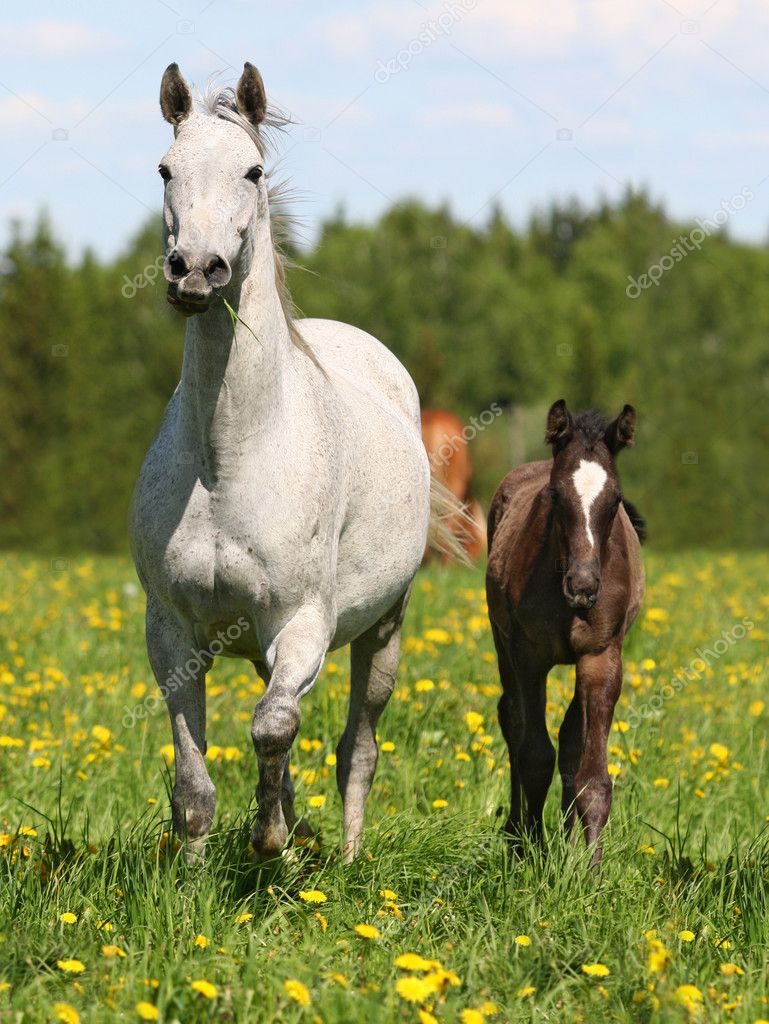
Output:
(518, 669), (556, 839)
(250, 607), (330, 858)
(492, 624), (525, 838)
(146, 599), (215, 862)
(558, 695), (583, 840)
(337, 588), (410, 861)
(573, 644), (622, 865)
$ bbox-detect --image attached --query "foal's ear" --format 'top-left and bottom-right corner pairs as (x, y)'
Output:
(605, 404), (636, 453)
(160, 63), (193, 127)
(545, 399), (573, 450)
(236, 62), (268, 126)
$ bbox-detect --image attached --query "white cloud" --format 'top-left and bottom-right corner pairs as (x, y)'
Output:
(0, 19), (120, 58)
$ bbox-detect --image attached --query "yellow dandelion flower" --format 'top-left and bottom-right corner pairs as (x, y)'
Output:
(653, 778), (669, 788)
(514, 935), (531, 947)
(418, 1012), (438, 1024)
(101, 945), (126, 958)
(678, 930), (695, 942)
(307, 795), (326, 809)
(194, 934), (208, 949)
(380, 741), (395, 752)
(379, 888), (398, 900)
(675, 984), (703, 1011)
(464, 711), (484, 733)
(394, 953), (437, 971)
(460, 1011), (485, 1024)
(396, 976), (433, 1003)
(581, 963), (610, 977)
(432, 799), (448, 809)
(517, 986), (536, 997)
(57, 960), (85, 974)
(480, 1002), (498, 1015)
(354, 923), (381, 940)
(235, 912), (253, 924)
(283, 979), (311, 1006)
(53, 1004), (80, 1024)
(710, 742), (729, 765)
(327, 972), (348, 987)
(299, 889), (327, 904)
(324, 753), (337, 766)
(59, 912), (77, 924)
(415, 679), (435, 692)
(646, 940), (670, 973)
(720, 962), (744, 976)
(314, 912), (327, 932)
(135, 1003), (159, 1021)
(190, 980), (217, 999)
(749, 700), (765, 717)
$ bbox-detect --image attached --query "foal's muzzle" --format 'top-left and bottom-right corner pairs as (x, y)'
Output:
(563, 560), (601, 610)
(164, 247), (232, 316)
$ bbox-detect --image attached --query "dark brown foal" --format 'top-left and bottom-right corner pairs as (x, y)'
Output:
(486, 400), (645, 865)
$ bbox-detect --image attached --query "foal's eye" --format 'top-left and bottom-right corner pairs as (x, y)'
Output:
(158, 164), (171, 182)
(245, 165), (264, 183)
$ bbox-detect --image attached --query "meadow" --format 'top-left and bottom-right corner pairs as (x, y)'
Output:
(0, 551), (768, 1023)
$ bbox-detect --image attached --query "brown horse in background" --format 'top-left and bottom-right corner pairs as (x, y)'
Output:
(486, 400), (645, 865)
(421, 409), (487, 561)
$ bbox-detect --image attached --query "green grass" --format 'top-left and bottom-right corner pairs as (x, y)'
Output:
(1, 552), (768, 1023)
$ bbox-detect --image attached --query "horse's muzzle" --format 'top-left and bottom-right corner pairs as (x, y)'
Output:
(563, 561), (600, 609)
(164, 247), (231, 317)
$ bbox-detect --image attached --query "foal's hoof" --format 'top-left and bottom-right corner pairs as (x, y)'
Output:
(250, 820), (289, 862)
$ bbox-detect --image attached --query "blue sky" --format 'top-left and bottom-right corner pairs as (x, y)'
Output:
(1, 0), (769, 259)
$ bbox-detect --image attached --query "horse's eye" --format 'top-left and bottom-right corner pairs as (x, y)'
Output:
(158, 164), (171, 182)
(245, 165), (264, 183)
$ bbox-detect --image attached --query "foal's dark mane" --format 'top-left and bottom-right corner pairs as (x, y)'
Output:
(567, 408), (647, 544)
(571, 409), (612, 450)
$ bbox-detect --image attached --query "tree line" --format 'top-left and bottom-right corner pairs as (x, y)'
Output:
(1, 190), (767, 552)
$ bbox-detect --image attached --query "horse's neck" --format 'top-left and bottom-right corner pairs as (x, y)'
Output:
(178, 248), (294, 469)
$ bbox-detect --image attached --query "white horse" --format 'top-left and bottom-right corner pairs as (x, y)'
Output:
(130, 62), (464, 861)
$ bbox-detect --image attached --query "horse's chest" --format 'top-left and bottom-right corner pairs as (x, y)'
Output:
(152, 483), (269, 628)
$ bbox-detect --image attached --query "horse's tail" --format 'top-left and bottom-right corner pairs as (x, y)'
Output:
(622, 498), (647, 544)
(427, 477), (475, 565)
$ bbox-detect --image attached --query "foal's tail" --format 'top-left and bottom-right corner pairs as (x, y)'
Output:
(427, 477), (475, 566)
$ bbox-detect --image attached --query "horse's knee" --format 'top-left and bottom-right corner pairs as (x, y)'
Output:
(172, 775), (216, 841)
(251, 696), (300, 758)
(574, 770), (612, 823)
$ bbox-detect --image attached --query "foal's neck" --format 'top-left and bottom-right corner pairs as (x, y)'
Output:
(178, 235), (293, 469)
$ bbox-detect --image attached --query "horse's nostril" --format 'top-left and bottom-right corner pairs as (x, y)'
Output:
(204, 254), (231, 285)
(168, 250), (189, 280)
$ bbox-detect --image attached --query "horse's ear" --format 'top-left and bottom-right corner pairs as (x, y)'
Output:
(160, 63), (192, 126)
(545, 399), (573, 450)
(236, 62), (268, 126)
(605, 404), (636, 453)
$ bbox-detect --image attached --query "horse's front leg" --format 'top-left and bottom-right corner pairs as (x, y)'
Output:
(146, 599), (215, 863)
(250, 606), (331, 858)
(573, 644), (622, 866)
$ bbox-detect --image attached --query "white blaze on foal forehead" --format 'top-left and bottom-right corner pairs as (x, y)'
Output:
(572, 459), (608, 548)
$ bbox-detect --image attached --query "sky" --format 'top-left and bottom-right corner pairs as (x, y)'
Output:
(2, 0), (769, 260)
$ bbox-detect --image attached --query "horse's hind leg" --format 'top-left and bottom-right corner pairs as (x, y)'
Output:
(558, 695), (583, 840)
(492, 624), (524, 838)
(146, 599), (215, 863)
(519, 671), (555, 839)
(493, 626), (555, 842)
(250, 607), (330, 859)
(337, 587), (410, 861)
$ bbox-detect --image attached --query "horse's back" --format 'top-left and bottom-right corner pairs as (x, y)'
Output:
(297, 318), (421, 429)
